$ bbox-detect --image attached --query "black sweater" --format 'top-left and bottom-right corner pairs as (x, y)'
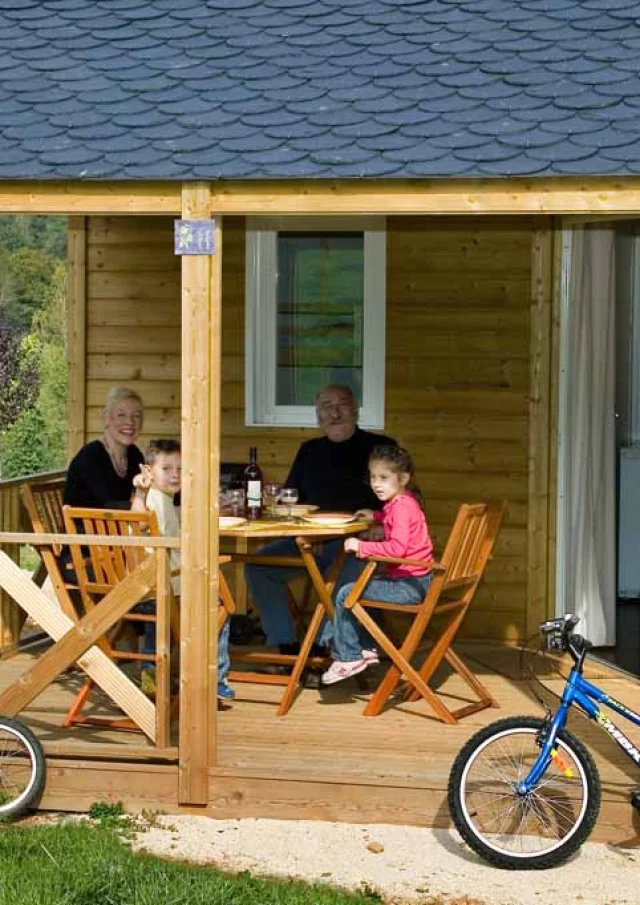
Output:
(285, 427), (396, 513)
(64, 440), (144, 509)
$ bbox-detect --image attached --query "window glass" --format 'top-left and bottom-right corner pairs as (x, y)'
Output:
(276, 232), (364, 406)
(245, 217), (385, 428)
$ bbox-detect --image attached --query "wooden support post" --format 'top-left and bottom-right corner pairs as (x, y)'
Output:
(179, 183), (220, 805)
(155, 549), (171, 749)
(208, 216), (222, 760)
(527, 219), (555, 636)
(0, 485), (22, 652)
(67, 216), (87, 458)
(547, 228), (565, 614)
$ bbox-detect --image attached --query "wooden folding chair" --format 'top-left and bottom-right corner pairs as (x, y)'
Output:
(62, 505), (180, 731)
(21, 476), (80, 621)
(343, 500), (506, 723)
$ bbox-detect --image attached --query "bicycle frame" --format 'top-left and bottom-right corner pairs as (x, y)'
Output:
(521, 667), (640, 793)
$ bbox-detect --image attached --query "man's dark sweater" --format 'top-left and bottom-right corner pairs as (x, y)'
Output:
(285, 427), (396, 513)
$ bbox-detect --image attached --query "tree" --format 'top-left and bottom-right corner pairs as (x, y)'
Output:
(31, 262), (68, 467)
(0, 215), (67, 259)
(0, 216), (68, 477)
(0, 326), (37, 433)
(0, 261), (67, 477)
(0, 247), (57, 330)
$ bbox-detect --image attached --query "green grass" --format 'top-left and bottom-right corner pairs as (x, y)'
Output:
(0, 819), (381, 905)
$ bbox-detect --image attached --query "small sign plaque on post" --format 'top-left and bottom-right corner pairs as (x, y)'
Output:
(174, 219), (216, 255)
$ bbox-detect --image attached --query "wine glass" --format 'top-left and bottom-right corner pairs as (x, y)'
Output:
(229, 488), (245, 517)
(279, 487), (299, 520)
(219, 489), (233, 514)
(263, 482), (282, 517)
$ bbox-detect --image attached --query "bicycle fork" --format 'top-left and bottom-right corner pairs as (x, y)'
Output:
(518, 670), (581, 795)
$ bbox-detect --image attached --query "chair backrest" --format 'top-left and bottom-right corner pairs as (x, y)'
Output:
(21, 476), (81, 620)
(22, 477), (66, 554)
(62, 506), (161, 606)
(435, 500), (505, 604)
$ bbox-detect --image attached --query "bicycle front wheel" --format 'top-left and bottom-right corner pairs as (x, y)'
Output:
(448, 716), (600, 870)
(0, 718), (45, 818)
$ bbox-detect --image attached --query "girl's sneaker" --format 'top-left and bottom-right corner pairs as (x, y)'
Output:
(322, 658), (370, 685)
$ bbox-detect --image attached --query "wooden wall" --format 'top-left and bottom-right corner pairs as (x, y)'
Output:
(85, 216), (181, 443)
(386, 217), (532, 642)
(82, 214), (536, 642)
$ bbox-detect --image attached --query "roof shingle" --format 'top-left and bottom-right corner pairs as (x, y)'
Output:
(2, 0), (640, 180)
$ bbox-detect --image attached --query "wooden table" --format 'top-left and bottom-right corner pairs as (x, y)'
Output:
(220, 516), (370, 716)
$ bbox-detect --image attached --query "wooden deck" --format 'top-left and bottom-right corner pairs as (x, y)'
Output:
(5, 640), (640, 844)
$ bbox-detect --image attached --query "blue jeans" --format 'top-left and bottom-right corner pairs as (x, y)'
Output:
(137, 600), (157, 672)
(245, 538), (344, 646)
(217, 618), (231, 692)
(331, 571), (433, 662)
(140, 601), (231, 694)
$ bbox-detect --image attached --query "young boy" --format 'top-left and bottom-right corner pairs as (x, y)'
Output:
(132, 439), (234, 703)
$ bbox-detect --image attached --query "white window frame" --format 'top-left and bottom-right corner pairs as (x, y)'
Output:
(245, 216), (386, 428)
(555, 227), (572, 617)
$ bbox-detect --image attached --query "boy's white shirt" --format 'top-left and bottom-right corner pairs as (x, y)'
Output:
(146, 486), (181, 594)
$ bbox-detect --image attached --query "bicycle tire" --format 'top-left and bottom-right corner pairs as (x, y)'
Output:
(448, 716), (601, 870)
(0, 717), (46, 818)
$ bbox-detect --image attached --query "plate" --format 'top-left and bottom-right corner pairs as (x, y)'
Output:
(219, 516), (246, 528)
(273, 504), (319, 517)
(300, 512), (358, 527)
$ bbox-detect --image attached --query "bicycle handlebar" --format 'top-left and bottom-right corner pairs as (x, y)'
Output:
(538, 613), (592, 663)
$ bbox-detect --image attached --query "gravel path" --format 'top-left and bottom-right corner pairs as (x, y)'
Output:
(132, 815), (640, 904)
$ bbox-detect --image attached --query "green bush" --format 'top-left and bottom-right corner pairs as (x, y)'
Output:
(0, 407), (48, 478)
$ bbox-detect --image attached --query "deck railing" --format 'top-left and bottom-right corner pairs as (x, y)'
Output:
(0, 468), (65, 651)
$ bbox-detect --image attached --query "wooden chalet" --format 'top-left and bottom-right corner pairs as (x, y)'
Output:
(0, 0), (639, 839)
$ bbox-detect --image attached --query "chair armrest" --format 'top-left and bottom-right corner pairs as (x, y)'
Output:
(360, 554), (446, 572)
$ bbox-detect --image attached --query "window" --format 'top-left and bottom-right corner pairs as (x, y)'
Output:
(245, 217), (386, 427)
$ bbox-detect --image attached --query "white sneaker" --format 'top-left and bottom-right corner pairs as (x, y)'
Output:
(322, 658), (370, 685)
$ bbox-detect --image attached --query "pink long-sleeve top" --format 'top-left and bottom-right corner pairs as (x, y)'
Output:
(357, 492), (433, 578)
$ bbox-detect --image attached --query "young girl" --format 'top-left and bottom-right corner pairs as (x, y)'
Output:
(322, 445), (434, 685)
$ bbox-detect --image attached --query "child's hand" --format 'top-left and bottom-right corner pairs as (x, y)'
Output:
(355, 508), (374, 520)
(133, 464), (153, 492)
(344, 537), (360, 554)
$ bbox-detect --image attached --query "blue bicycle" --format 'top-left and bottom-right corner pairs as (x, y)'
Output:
(448, 614), (640, 869)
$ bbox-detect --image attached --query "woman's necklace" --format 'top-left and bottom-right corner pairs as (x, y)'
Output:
(103, 434), (128, 479)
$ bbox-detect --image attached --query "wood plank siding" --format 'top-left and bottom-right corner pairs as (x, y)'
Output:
(82, 214), (540, 643)
(85, 216), (181, 442)
(386, 217), (533, 642)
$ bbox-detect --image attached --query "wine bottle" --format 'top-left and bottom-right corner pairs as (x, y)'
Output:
(243, 446), (263, 520)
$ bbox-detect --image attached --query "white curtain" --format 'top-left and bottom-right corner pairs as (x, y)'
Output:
(560, 227), (616, 646)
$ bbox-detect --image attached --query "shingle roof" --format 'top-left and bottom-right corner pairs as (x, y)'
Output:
(1, 0), (640, 180)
